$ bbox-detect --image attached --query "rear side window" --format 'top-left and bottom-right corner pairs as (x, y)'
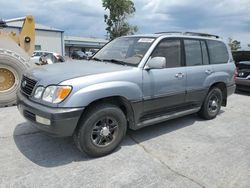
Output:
(201, 41), (209, 65)
(151, 39), (181, 68)
(207, 40), (229, 64)
(184, 40), (202, 66)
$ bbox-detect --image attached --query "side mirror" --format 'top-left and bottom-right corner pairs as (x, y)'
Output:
(145, 57), (166, 70)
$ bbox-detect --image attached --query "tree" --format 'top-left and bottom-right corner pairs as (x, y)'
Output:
(228, 37), (241, 51)
(102, 0), (138, 40)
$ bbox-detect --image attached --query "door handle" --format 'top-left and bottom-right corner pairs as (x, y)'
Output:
(205, 70), (213, 74)
(175, 73), (184, 78)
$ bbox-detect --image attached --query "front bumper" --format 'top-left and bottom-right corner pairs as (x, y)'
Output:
(17, 92), (84, 137)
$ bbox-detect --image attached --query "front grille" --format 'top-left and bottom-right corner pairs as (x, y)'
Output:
(21, 76), (37, 96)
(23, 110), (36, 122)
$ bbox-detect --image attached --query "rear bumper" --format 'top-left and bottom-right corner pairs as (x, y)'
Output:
(17, 92), (84, 137)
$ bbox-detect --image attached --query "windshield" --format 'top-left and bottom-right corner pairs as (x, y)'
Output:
(93, 37), (155, 66)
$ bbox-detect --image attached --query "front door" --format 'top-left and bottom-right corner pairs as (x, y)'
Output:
(142, 38), (186, 119)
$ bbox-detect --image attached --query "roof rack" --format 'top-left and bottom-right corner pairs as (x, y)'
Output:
(155, 31), (220, 39)
(155, 31), (183, 35)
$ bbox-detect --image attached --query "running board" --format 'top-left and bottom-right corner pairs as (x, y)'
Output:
(136, 107), (200, 128)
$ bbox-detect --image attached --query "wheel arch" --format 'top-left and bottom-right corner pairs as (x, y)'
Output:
(75, 96), (136, 133)
(209, 82), (227, 106)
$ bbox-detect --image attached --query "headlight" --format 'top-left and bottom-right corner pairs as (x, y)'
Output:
(42, 85), (72, 103)
(34, 86), (45, 99)
(42, 86), (57, 102)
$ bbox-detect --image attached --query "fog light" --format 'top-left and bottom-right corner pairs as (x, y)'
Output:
(36, 115), (51, 125)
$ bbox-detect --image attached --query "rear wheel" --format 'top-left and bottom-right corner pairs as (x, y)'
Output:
(74, 104), (127, 157)
(198, 87), (223, 120)
(0, 49), (33, 107)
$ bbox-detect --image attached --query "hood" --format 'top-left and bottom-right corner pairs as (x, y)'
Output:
(26, 60), (133, 85)
(237, 61), (250, 70)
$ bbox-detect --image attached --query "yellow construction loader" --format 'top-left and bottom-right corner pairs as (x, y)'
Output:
(0, 15), (35, 107)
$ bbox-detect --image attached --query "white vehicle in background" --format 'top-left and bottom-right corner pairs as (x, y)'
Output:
(38, 53), (65, 65)
(85, 51), (93, 59)
(30, 51), (51, 64)
(85, 49), (100, 59)
(30, 51), (65, 65)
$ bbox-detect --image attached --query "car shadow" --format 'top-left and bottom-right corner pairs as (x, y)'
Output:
(13, 122), (91, 168)
(126, 113), (204, 144)
(235, 90), (250, 96)
(13, 113), (220, 168)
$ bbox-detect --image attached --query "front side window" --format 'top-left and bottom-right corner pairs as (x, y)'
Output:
(184, 40), (202, 66)
(93, 37), (155, 66)
(151, 39), (181, 68)
(207, 40), (229, 64)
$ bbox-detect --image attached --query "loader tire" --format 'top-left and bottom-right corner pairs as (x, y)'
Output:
(0, 49), (33, 107)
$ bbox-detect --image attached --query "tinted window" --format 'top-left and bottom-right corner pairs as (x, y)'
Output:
(207, 40), (229, 64)
(184, 40), (202, 66)
(151, 39), (181, 68)
(201, 41), (209, 65)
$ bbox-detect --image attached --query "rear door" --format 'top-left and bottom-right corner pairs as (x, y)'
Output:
(142, 38), (186, 119)
(184, 39), (212, 105)
(206, 40), (234, 86)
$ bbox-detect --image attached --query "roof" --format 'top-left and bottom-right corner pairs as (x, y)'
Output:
(64, 36), (108, 48)
(7, 21), (64, 32)
(64, 36), (108, 43)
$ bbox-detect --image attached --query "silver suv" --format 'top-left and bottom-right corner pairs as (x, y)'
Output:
(17, 32), (236, 157)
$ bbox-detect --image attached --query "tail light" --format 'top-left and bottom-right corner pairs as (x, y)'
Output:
(234, 69), (238, 81)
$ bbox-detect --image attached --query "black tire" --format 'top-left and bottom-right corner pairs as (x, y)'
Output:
(198, 87), (223, 120)
(74, 103), (127, 157)
(0, 49), (33, 107)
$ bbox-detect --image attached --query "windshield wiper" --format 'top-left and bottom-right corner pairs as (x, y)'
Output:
(92, 58), (133, 66)
(101, 59), (128, 66)
(91, 57), (102, 61)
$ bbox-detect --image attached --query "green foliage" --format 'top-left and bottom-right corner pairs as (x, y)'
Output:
(102, 0), (138, 40)
(228, 37), (241, 51)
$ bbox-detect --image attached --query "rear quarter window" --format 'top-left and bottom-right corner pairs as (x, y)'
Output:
(207, 40), (229, 64)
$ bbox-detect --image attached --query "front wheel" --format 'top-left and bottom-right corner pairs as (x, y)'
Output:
(198, 87), (223, 120)
(74, 104), (127, 157)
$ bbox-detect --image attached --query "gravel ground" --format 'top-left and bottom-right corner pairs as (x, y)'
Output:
(0, 93), (250, 188)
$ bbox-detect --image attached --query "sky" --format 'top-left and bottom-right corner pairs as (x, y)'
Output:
(1, 0), (250, 47)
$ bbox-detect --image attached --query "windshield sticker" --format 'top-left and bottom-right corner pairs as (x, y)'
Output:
(138, 38), (154, 43)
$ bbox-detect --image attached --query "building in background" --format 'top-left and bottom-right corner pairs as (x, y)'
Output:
(5, 22), (64, 55)
(5, 21), (108, 56)
(64, 36), (108, 56)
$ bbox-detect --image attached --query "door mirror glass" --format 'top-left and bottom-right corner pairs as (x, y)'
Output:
(145, 57), (166, 70)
